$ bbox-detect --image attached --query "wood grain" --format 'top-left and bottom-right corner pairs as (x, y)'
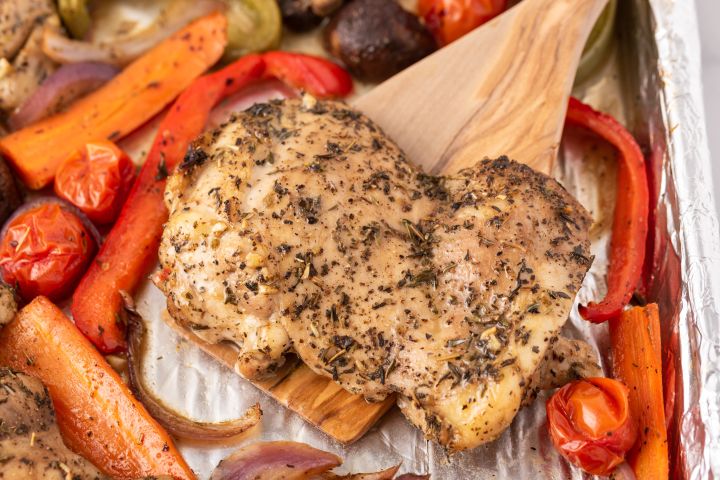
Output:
(353, 0), (608, 176)
(163, 311), (394, 444)
(163, 0), (607, 445)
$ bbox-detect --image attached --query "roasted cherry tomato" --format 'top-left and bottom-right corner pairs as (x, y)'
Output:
(418, 0), (507, 45)
(546, 377), (637, 476)
(54, 141), (135, 224)
(0, 203), (96, 301)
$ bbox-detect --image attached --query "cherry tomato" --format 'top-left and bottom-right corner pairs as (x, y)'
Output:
(54, 141), (136, 225)
(546, 377), (637, 476)
(418, 0), (507, 45)
(0, 203), (96, 302)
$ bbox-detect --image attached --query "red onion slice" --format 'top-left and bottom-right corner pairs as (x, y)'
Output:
(210, 441), (342, 480)
(210, 442), (428, 480)
(126, 307), (262, 441)
(0, 197), (102, 249)
(41, 0), (223, 67)
(8, 62), (119, 130)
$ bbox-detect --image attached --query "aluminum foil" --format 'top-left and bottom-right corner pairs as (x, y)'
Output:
(645, 1), (720, 478)
(130, 0), (720, 478)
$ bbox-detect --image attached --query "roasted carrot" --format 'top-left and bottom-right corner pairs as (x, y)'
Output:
(0, 297), (195, 480)
(0, 12), (227, 189)
(609, 304), (668, 479)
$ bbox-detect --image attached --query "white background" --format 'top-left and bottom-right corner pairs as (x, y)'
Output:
(698, 0), (719, 229)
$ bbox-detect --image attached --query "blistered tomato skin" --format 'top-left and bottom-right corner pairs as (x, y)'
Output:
(418, 0), (507, 45)
(0, 204), (96, 302)
(546, 377), (637, 476)
(54, 141), (135, 224)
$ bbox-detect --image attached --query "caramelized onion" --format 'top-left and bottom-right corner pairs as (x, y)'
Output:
(126, 307), (262, 440)
(41, 0), (223, 66)
(211, 441), (342, 480)
(8, 62), (119, 130)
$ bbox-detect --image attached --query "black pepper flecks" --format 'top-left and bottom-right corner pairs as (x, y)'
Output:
(157, 98), (594, 451)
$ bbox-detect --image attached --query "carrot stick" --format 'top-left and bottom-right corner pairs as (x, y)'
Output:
(0, 12), (227, 189)
(609, 304), (668, 479)
(0, 297), (195, 480)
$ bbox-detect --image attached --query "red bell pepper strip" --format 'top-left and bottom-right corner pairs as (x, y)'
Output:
(263, 51), (353, 98)
(72, 53), (353, 353)
(566, 97), (649, 323)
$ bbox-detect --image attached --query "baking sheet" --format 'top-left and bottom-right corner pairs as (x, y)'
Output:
(643, 1), (720, 478)
(129, 0), (720, 478)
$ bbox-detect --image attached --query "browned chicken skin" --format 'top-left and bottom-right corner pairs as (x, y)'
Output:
(0, 368), (107, 479)
(157, 97), (592, 451)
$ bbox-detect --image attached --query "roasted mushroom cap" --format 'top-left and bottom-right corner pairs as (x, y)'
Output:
(324, 0), (436, 82)
(279, 0), (323, 31)
(279, 0), (344, 32)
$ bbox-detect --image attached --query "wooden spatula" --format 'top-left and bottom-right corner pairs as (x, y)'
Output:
(354, 0), (609, 176)
(171, 0), (608, 445)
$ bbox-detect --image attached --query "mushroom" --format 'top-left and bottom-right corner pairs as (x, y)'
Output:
(279, 0), (344, 32)
(324, 0), (436, 82)
(278, 0), (323, 31)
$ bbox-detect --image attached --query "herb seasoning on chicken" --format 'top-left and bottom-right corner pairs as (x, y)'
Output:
(0, 368), (107, 479)
(157, 97), (593, 451)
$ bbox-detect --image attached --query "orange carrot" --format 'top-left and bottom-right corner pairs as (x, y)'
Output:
(0, 297), (195, 480)
(0, 12), (227, 190)
(609, 304), (668, 479)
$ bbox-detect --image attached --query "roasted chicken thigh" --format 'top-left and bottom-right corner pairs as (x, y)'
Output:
(157, 97), (592, 450)
(0, 368), (106, 479)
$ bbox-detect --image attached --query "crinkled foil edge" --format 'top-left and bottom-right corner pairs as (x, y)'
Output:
(650, 0), (720, 478)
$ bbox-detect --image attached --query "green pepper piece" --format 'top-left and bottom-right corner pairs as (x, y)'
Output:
(223, 0), (282, 61)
